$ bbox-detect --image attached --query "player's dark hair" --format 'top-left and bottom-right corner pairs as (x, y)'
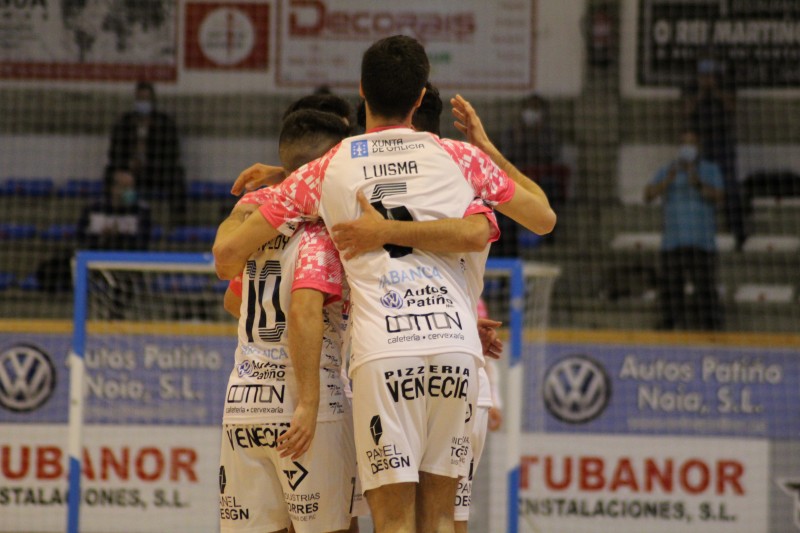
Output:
(282, 93), (353, 128)
(279, 110), (350, 172)
(361, 35), (429, 121)
(411, 82), (442, 136)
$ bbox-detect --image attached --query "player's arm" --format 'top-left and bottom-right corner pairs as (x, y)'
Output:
(278, 288), (324, 460)
(212, 203), (280, 280)
(223, 275), (243, 319)
(451, 94), (557, 236)
(230, 163), (286, 195)
(332, 191), (491, 260)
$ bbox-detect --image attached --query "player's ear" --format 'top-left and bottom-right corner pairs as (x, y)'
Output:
(358, 81), (365, 99)
(412, 86), (427, 111)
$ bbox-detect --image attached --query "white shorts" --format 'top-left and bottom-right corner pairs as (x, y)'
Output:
(219, 419), (356, 533)
(351, 353), (478, 492)
(454, 405), (489, 521)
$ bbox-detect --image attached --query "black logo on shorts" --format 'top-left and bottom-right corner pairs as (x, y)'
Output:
(0, 344), (56, 412)
(219, 466), (227, 494)
(370, 415), (383, 445)
(543, 355), (611, 424)
(284, 461), (309, 491)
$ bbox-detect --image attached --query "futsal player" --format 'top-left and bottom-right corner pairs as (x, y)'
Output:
(217, 109), (355, 533)
(214, 35), (555, 533)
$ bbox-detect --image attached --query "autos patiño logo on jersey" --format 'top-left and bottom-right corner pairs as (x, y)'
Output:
(543, 355), (611, 424)
(0, 344), (56, 412)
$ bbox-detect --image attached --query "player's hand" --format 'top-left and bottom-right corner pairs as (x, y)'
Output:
(488, 406), (503, 431)
(277, 403), (318, 460)
(451, 94), (492, 152)
(477, 318), (503, 359)
(231, 163), (286, 195)
(331, 191), (387, 260)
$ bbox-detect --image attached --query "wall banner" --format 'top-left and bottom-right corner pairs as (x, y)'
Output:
(276, 0), (535, 90)
(637, 0), (800, 88)
(0, 1), (177, 81)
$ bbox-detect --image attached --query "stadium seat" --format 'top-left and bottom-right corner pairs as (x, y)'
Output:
(187, 180), (232, 200)
(57, 178), (104, 198)
(742, 234), (800, 253)
(0, 223), (38, 240)
(18, 273), (41, 291)
(610, 232), (661, 251)
(40, 223), (77, 241)
(518, 229), (544, 250)
(151, 273), (211, 293)
(167, 226), (217, 244)
(0, 272), (15, 291)
(734, 284), (795, 304)
(1, 177), (55, 197)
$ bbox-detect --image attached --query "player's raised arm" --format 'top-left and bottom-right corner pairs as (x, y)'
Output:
(451, 94), (557, 236)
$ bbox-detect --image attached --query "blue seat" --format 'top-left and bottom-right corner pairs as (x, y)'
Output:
(187, 181), (231, 200)
(2, 177), (55, 197)
(151, 273), (210, 293)
(0, 223), (38, 240)
(40, 223), (77, 241)
(167, 226), (217, 244)
(58, 178), (104, 198)
(518, 229), (544, 250)
(18, 273), (41, 291)
(150, 224), (164, 242)
(0, 272), (15, 291)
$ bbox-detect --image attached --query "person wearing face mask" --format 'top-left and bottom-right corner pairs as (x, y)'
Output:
(77, 169), (152, 251)
(644, 130), (725, 331)
(106, 80), (186, 224)
(495, 92), (563, 255)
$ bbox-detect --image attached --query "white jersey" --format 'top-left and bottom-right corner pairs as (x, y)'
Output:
(253, 127), (516, 372)
(222, 219), (348, 424)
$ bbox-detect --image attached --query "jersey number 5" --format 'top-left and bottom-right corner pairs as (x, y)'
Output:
(370, 201), (414, 258)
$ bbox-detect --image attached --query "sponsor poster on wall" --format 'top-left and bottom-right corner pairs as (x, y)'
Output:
(0, 332), (235, 532)
(523, 341), (800, 532)
(637, 0), (800, 88)
(275, 0), (535, 90)
(0, 0), (177, 80)
(185, 2), (270, 70)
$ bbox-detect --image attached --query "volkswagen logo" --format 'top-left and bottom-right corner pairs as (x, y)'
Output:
(380, 290), (404, 309)
(543, 355), (610, 424)
(237, 360), (253, 377)
(0, 344), (57, 412)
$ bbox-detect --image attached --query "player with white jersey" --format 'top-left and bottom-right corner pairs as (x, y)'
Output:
(332, 86), (508, 532)
(215, 36), (555, 533)
(217, 109), (355, 533)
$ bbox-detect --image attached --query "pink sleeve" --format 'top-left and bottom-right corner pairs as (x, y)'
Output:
(292, 222), (344, 305)
(464, 199), (500, 243)
(436, 138), (516, 206)
(240, 147), (340, 235)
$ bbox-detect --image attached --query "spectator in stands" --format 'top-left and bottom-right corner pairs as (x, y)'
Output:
(106, 80), (186, 224)
(77, 169), (152, 251)
(497, 93), (564, 253)
(644, 130), (724, 331)
(683, 58), (747, 250)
